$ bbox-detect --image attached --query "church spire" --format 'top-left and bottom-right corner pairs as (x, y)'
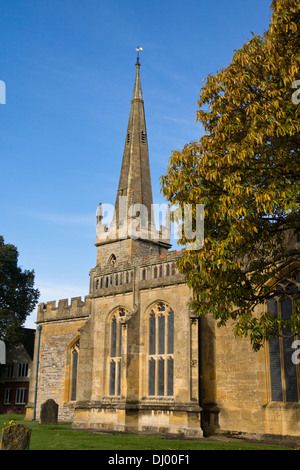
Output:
(113, 49), (154, 233)
(96, 51), (171, 252)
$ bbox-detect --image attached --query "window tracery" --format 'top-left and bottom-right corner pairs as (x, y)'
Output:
(71, 339), (80, 401)
(147, 302), (174, 397)
(109, 308), (127, 396)
(268, 271), (300, 402)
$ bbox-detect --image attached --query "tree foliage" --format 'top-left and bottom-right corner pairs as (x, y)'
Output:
(161, 0), (300, 351)
(0, 236), (40, 345)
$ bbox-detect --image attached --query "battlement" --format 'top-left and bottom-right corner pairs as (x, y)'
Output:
(95, 201), (171, 248)
(37, 296), (91, 323)
(96, 222), (170, 247)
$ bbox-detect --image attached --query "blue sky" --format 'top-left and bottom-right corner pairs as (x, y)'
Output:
(0, 0), (272, 328)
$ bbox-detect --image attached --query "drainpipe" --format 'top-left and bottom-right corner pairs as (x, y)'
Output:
(196, 292), (204, 433)
(198, 316), (204, 430)
(32, 324), (42, 421)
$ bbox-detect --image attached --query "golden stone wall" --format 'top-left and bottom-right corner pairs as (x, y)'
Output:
(25, 253), (300, 440)
(201, 309), (300, 438)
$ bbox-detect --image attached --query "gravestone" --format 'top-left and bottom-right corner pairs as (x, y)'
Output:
(1, 423), (31, 450)
(40, 398), (59, 425)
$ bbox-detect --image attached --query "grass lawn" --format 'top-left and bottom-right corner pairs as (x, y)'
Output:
(0, 414), (295, 451)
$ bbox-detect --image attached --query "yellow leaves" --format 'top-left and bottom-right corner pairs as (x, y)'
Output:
(162, 3), (300, 212)
(286, 21), (298, 34)
(160, 0), (300, 352)
(289, 64), (299, 80)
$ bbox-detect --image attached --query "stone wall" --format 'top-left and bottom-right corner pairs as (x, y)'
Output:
(25, 242), (300, 439)
(25, 318), (89, 422)
(201, 311), (300, 439)
(73, 278), (203, 437)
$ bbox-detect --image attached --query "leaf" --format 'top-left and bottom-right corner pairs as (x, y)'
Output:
(160, 0), (300, 351)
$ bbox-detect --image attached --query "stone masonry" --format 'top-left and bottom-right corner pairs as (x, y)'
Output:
(25, 56), (300, 441)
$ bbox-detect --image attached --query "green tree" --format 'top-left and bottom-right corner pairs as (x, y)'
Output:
(161, 0), (300, 351)
(0, 236), (40, 345)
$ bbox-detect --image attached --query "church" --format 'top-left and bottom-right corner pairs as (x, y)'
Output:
(25, 55), (300, 441)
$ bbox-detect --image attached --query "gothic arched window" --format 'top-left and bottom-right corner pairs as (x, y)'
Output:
(109, 308), (127, 396)
(70, 340), (80, 401)
(148, 302), (174, 397)
(109, 254), (116, 266)
(267, 271), (300, 402)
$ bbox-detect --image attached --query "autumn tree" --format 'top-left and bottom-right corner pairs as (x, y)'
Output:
(0, 236), (40, 345)
(161, 0), (300, 350)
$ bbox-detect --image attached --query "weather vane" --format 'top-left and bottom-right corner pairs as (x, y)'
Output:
(136, 46), (143, 64)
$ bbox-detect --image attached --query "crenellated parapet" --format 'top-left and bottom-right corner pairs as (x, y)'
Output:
(37, 296), (92, 323)
(95, 201), (171, 249)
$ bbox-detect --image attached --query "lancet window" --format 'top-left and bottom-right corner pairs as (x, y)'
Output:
(268, 271), (300, 402)
(70, 340), (80, 401)
(109, 308), (126, 396)
(148, 302), (174, 397)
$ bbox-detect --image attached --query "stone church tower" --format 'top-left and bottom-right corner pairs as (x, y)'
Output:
(25, 55), (300, 442)
(25, 56), (203, 436)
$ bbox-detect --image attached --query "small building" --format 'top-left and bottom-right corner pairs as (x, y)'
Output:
(0, 328), (35, 414)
